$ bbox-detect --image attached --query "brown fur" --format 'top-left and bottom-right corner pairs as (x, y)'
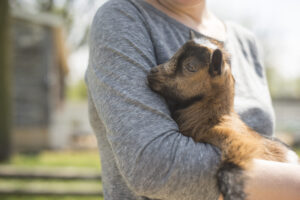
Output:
(148, 40), (292, 169)
(147, 40), (298, 199)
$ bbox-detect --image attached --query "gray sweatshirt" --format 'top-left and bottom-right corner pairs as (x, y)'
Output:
(85, 0), (275, 199)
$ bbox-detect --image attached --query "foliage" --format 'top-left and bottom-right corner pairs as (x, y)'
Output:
(0, 0), (11, 161)
(66, 79), (88, 101)
(9, 0), (99, 50)
(265, 67), (300, 98)
(295, 148), (300, 157)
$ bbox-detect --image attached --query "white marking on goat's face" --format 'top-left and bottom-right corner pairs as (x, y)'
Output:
(194, 38), (218, 50)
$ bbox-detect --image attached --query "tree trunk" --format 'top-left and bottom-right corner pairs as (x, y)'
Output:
(0, 0), (12, 162)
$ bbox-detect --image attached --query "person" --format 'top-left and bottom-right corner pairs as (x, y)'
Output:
(85, 0), (300, 199)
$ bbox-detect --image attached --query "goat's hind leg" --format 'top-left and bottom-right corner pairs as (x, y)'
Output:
(217, 162), (247, 200)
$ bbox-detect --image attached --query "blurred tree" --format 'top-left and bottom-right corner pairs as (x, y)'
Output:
(265, 66), (280, 98)
(36, 0), (54, 11)
(10, 0), (97, 50)
(266, 66), (300, 99)
(296, 78), (300, 96)
(0, 0), (12, 161)
(67, 79), (88, 101)
(257, 25), (300, 99)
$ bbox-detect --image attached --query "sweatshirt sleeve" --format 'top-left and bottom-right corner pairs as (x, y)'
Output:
(85, 1), (221, 200)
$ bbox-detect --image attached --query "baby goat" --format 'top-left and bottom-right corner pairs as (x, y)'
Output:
(147, 39), (299, 200)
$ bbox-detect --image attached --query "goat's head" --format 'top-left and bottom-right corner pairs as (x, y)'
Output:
(147, 39), (234, 110)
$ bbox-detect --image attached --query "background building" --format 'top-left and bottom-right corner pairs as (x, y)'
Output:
(12, 10), (68, 152)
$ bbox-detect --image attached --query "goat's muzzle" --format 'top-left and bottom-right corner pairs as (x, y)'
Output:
(150, 67), (159, 74)
(147, 67), (164, 92)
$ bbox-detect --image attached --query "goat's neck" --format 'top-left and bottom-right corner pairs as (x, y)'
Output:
(172, 84), (235, 137)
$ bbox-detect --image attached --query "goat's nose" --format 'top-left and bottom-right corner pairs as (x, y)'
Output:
(150, 67), (159, 74)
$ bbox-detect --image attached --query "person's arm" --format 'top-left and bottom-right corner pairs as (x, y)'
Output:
(245, 159), (300, 200)
(86, 1), (221, 200)
(245, 32), (300, 200)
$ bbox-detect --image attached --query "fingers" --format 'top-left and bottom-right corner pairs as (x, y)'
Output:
(218, 194), (224, 200)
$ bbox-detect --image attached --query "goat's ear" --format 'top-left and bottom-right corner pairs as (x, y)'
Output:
(209, 49), (223, 77)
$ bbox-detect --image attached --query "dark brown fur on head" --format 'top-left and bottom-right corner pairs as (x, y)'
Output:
(147, 39), (234, 117)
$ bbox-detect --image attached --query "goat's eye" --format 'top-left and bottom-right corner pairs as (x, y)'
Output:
(185, 63), (198, 72)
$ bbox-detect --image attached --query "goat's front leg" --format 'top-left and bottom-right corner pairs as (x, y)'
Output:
(196, 127), (260, 168)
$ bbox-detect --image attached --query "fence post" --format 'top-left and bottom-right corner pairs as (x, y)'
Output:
(0, 0), (12, 162)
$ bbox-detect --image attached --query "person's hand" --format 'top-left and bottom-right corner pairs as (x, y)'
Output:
(245, 159), (300, 200)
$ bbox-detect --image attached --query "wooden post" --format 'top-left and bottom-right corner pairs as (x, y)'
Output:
(0, 0), (11, 162)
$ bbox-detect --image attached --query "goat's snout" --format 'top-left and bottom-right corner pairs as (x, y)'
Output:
(150, 67), (159, 74)
(147, 66), (163, 92)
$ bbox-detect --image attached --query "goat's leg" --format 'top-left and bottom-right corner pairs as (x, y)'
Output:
(197, 127), (260, 168)
(217, 162), (247, 200)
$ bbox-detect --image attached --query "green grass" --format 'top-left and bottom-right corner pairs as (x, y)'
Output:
(66, 79), (88, 101)
(2, 150), (101, 169)
(0, 150), (102, 200)
(0, 178), (102, 190)
(0, 196), (103, 200)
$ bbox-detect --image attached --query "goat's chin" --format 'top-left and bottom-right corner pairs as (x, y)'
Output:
(147, 77), (163, 93)
(149, 84), (160, 93)
(165, 99), (178, 113)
